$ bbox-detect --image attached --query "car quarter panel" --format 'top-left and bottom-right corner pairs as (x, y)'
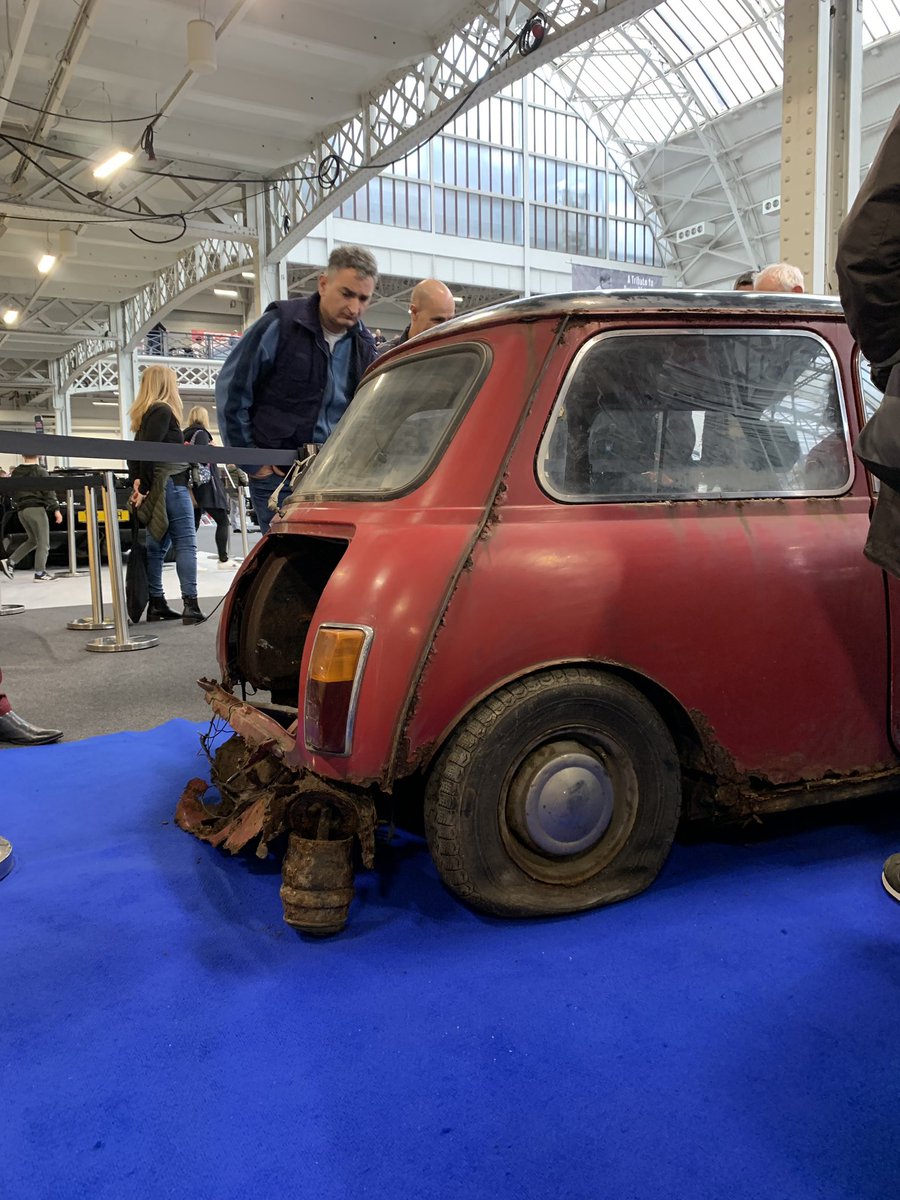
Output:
(403, 316), (894, 788)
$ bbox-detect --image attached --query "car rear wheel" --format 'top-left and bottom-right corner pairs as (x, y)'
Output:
(424, 667), (681, 918)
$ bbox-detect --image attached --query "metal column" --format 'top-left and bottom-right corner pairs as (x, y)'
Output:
(780, 0), (864, 294)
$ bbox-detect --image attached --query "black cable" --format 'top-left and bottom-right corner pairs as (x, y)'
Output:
(0, 91), (161, 122)
(0, 10), (549, 235)
(330, 11), (550, 176)
(128, 215), (188, 244)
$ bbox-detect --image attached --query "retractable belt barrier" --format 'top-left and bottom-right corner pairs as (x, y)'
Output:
(0, 431), (297, 649)
(0, 430), (297, 467)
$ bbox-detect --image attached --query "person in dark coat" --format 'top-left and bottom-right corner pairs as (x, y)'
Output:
(127, 365), (204, 625)
(215, 244), (378, 534)
(835, 101), (900, 903)
(183, 405), (234, 569)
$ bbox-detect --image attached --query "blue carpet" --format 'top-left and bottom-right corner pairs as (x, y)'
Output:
(2, 719), (899, 1200)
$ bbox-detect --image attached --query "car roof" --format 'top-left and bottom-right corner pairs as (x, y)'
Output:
(405, 288), (846, 346)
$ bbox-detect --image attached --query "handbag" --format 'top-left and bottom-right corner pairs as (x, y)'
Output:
(125, 511), (149, 622)
(188, 430), (212, 487)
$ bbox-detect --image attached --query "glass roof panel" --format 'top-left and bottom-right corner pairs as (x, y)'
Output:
(553, 0), (900, 154)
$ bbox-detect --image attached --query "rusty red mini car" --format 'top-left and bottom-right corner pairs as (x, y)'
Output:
(180, 290), (893, 934)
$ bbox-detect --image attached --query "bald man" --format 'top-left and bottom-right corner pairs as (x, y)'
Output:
(376, 279), (456, 356)
(754, 263), (805, 293)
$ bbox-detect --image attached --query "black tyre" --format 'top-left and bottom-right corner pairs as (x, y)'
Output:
(424, 667), (681, 918)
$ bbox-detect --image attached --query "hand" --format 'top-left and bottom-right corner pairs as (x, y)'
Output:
(53, 510), (63, 525)
(249, 465), (285, 479)
(131, 491), (144, 509)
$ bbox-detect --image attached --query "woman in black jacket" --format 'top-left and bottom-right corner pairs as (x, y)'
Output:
(183, 406), (233, 569)
(127, 365), (204, 624)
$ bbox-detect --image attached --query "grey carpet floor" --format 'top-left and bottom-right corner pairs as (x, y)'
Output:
(1, 597), (229, 743)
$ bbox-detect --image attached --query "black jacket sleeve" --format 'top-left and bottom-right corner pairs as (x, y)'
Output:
(836, 103), (900, 375)
(127, 405), (178, 494)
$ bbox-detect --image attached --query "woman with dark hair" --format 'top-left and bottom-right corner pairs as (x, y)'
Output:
(127, 365), (204, 624)
(182, 405), (234, 569)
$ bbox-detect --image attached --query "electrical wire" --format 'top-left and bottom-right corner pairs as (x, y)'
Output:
(0, 10), (549, 240)
(334, 11), (550, 175)
(0, 91), (161, 123)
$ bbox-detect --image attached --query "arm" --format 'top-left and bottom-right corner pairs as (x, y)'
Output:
(836, 104), (900, 375)
(214, 312), (279, 450)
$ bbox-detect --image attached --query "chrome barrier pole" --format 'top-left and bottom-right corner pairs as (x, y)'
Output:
(86, 472), (158, 652)
(67, 486), (113, 631)
(0, 835), (13, 881)
(56, 489), (88, 577)
(0, 574), (25, 616)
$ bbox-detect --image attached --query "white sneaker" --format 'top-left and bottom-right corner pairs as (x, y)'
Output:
(217, 559), (237, 569)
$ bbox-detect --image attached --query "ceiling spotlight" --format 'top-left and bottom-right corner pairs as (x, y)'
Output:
(92, 401), (119, 407)
(93, 149), (135, 179)
(187, 19), (217, 74)
(241, 270), (255, 280)
(37, 253), (57, 274)
(214, 287), (239, 298)
(451, 295), (463, 303)
(3, 308), (19, 325)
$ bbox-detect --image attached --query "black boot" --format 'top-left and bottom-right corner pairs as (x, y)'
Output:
(147, 595), (181, 622)
(181, 595), (205, 625)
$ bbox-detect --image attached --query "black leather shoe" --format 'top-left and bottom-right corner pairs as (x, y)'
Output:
(0, 711), (63, 746)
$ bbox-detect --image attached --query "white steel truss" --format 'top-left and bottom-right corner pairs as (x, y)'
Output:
(264, 0), (662, 262)
(120, 238), (255, 349)
(68, 355), (222, 397)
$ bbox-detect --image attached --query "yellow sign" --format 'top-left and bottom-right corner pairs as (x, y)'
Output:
(76, 510), (129, 524)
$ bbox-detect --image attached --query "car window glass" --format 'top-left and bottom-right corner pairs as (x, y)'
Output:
(539, 330), (850, 501)
(290, 346), (488, 499)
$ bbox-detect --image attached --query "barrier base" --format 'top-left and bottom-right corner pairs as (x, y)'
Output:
(1, 604), (25, 616)
(0, 837), (13, 882)
(67, 617), (115, 631)
(86, 633), (159, 653)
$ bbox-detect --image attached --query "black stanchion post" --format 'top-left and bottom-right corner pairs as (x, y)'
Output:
(67, 486), (113, 631)
(237, 482), (250, 558)
(86, 471), (158, 653)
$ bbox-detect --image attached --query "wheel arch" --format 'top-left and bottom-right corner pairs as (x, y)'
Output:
(409, 657), (706, 785)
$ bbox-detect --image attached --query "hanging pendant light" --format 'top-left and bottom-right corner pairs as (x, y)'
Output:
(187, 19), (216, 73)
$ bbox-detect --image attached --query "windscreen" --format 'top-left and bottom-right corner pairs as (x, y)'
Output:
(289, 345), (488, 500)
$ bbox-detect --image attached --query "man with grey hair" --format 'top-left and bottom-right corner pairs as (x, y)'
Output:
(376, 279), (456, 357)
(754, 262), (805, 293)
(217, 244), (378, 532)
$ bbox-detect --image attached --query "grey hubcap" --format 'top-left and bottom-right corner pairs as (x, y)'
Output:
(507, 739), (614, 857)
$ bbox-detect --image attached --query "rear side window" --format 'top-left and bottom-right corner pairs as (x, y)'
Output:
(539, 330), (850, 501)
(291, 345), (489, 499)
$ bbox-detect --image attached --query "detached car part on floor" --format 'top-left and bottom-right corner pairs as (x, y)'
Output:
(177, 290), (900, 935)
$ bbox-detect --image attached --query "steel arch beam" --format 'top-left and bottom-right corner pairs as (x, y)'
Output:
(265, 0), (662, 263)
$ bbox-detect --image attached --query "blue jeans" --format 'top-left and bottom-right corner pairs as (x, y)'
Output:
(147, 479), (198, 598)
(248, 472), (293, 536)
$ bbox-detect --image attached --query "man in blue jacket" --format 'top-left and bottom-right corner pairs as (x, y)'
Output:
(216, 244), (378, 533)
